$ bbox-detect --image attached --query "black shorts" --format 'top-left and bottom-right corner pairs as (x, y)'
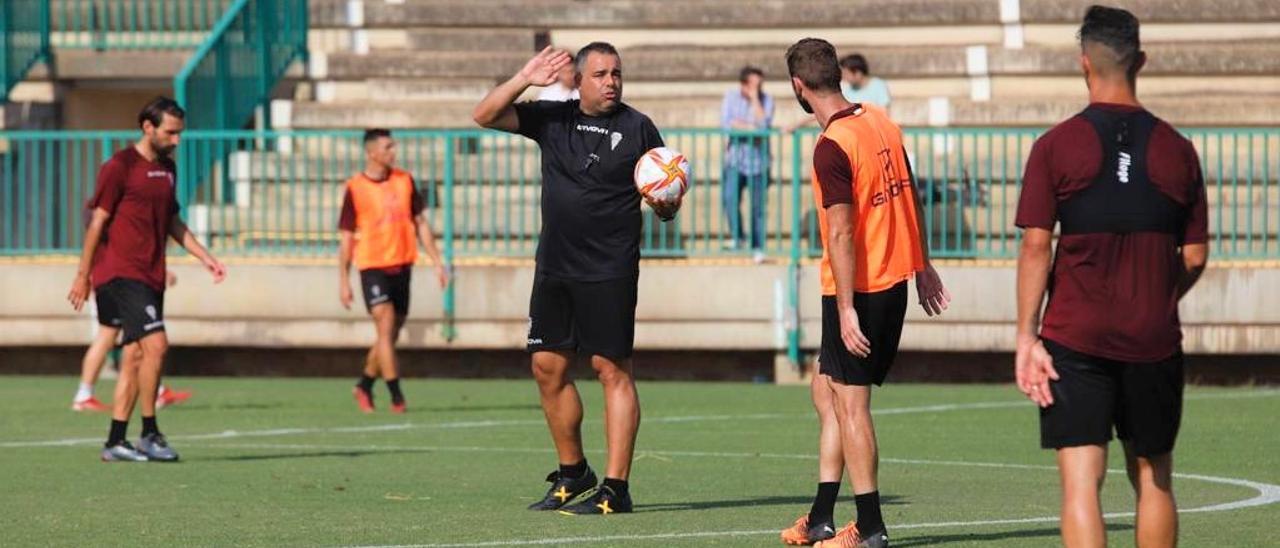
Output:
(1039, 339), (1185, 457)
(819, 281), (908, 386)
(95, 278), (165, 345)
(527, 273), (638, 361)
(94, 290), (122, 329)
(360, 266), (411, 316)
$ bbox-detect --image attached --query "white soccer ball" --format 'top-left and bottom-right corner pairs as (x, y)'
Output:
(633, 147), (690, 204)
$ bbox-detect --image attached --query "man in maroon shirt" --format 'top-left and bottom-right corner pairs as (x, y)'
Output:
(1015, 6), (1208, 547)
(66, 97), (227, 463)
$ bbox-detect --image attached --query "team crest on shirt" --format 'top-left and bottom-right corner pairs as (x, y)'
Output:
(145, 305), (157, 320)
(372, 285), (381, 297)
(610, 132), (623, 151)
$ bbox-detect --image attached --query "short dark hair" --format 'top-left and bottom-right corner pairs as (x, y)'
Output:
(363, 128), (392, 144)
(137, 97), (185, 129)
(576, 41), (620, 73)
(1078, 5), (1141, 78)
(785, 38), (841, 93)
(739, 65), (764, 83)
(839, 54), (870, 76)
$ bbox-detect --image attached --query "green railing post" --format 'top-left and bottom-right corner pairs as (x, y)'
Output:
(441, 136), (458, 342)
(255, 0), (272, 130)
(1, 1), (10, 102)
(786, 131), (804, 369)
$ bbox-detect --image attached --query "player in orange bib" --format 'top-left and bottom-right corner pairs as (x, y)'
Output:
(779, 39), (950, 548)
(338, 129), (449, 414)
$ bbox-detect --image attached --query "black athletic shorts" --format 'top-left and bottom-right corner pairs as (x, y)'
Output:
(360, 266), (411, 316)
(1039, 339), (1185, 457)
(94, 289), (122, 329)
(527, 273), (638, 361)
(819, 281), (909, 386)
(95, 278), (165, 345)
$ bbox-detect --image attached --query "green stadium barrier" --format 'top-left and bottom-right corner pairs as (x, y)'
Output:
(50, 0), (236, 50)
(2, 127), (1276, 260)
(2, 127), (1276, 354)
(1, 0), (51, 103)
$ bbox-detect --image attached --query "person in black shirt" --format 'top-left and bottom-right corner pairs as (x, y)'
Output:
(473, 41), (679, 515)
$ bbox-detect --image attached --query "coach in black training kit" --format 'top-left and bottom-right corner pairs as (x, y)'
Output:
(473, 42), (679, 515)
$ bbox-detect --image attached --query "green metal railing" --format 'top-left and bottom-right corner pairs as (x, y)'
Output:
(3, 127), (1277, 259)
(1, 0), (51, 103)
(2, 127), (1276, 357)
(51, 0), (236, 50)
(174, 0), (308, 130)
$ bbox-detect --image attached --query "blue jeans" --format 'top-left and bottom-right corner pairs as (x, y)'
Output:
(722, 167), (769, 250)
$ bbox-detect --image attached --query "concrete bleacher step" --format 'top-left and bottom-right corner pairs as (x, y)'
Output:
(290, 95), (1280, 129)
(315, 41), (1280, 82)
(1018, 0), (1280, 23)
(309, 0), (999, 29)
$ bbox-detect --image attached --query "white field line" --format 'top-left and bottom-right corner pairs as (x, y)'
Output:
(319, 451), (1280, 548)
(2, 389), (1275, 449)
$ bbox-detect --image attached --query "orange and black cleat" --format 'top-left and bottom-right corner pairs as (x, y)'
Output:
(781, 515), (836, 546)
(813, 522), (888, 548)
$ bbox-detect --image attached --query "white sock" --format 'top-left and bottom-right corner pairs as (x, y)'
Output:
(74, 383), (93, 402)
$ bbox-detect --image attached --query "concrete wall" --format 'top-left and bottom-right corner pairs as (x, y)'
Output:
(2, 262), (1277, 355)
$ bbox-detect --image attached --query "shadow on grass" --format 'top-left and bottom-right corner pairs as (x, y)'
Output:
(195, 448), (432, 462)
(414, 403), (541, 413)
(893, 523), (1133, 547)
(634, 495), (905, 513)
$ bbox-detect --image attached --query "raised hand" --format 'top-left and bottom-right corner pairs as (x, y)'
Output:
(519, 46), (573, 87)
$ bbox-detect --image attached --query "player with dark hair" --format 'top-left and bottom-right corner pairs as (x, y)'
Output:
(473, 42), (678, 515)
(67, 96), (227, 462)
(779, 38), (948, 547)
(339, 128), (448, 414)
(1015, 6), (1207, 547)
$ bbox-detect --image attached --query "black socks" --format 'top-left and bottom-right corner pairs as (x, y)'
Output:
(808, 481), (841, 525)
(106, 419), (128, 446)
(141, 416), (159, 437)
(357, 375), (376, 393)
(385, 378), (404, 404)
(559, 460), (589, 479)
(854, 491), (884, 534)
(602, 477), (629, 497)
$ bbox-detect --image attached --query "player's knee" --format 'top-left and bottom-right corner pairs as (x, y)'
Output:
(591, 358), (632, 386)
(531, 359), (567, 385)
(1133, 453), (1174, 492)
(138, 334), (168, 357)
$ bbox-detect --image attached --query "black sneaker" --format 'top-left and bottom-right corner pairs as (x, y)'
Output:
(557, 484), (632, 515)
(527, 467), (597, 511)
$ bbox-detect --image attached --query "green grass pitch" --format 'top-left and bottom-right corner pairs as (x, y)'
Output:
(1, 376), (1276, 546)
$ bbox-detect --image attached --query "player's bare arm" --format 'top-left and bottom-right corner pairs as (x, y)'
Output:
(1015, 227), (1057, 408)
(825, 204), (871, 358)
(1178, 243), (1208, 299)
(168, 216), (226, 283)
(338, 229), (355, 309)
(67, 207), (111, 311)
(472, 46), (572, 132)
(415, 213), (449, 288)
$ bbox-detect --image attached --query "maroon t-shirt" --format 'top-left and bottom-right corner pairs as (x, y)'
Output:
(1015, 103), (1207, 363)
(88, 147), (180, 292)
